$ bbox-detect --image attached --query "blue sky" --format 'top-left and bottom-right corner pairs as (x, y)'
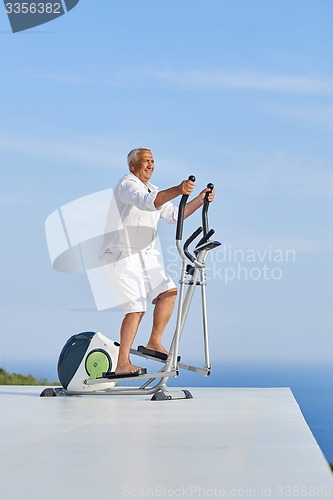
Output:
(0, 0), (332, 378)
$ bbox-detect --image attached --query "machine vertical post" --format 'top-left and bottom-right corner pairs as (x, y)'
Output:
(200, 265), (211, 371)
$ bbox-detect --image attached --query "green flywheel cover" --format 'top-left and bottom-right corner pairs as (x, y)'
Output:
(85, 350), (111, 379)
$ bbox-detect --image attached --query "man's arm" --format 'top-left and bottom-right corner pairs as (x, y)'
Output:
(154, 179), (194, 208)
(184, 187), (215, 219)
(155, 179), (215, 219)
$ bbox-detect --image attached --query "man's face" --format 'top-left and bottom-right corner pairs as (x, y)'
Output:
(130, 150), (155, 185)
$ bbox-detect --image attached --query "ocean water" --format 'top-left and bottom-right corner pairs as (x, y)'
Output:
(3, 359), (333, 464)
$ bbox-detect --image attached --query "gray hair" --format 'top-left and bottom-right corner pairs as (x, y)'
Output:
(127, 148), (151, 168)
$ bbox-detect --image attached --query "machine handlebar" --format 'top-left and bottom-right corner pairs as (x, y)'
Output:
(202, 183), (214, 237)
(176, 178), (215, 262)
(176, 175), (196, 241)
(183, 226), (203, 262)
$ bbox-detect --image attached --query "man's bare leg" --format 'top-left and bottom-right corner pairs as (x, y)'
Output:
(146, 288), (177, 354)
(115, 311), (145, 374)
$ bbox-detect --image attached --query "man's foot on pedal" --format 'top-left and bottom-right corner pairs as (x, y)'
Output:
(102, 368), (147, 379)
(137, 345), (181, 362)
(146, 340), (169, 359)
(102, 362), (147, 379)
(146, 342), (168, 357)
(115, 361), (145, 376)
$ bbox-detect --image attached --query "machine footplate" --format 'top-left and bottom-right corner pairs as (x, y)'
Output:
(137, 345), (181, 362)
(102, 368), (147, 379)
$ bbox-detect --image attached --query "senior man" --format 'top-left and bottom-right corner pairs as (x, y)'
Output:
(104, 148), (214, 376)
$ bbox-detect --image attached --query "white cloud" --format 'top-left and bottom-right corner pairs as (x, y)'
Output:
(255, 102), (333, 130)
(0, 134), (125, 170)
(214, 149), (333, 197)
(0, 191), (37, 206)
(38, 68), (333, 95)
(134, 68), (333, 95)
(223, 235), (333, 253)
(35, 73), (97, 85)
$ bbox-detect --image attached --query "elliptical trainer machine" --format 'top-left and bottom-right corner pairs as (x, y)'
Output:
(41, 177), (220, 400)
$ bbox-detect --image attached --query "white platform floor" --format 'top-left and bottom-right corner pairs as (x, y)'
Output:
(0, 386), (332, 499)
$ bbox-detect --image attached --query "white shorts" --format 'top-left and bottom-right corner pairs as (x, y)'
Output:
(104, 250), (177, 314)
